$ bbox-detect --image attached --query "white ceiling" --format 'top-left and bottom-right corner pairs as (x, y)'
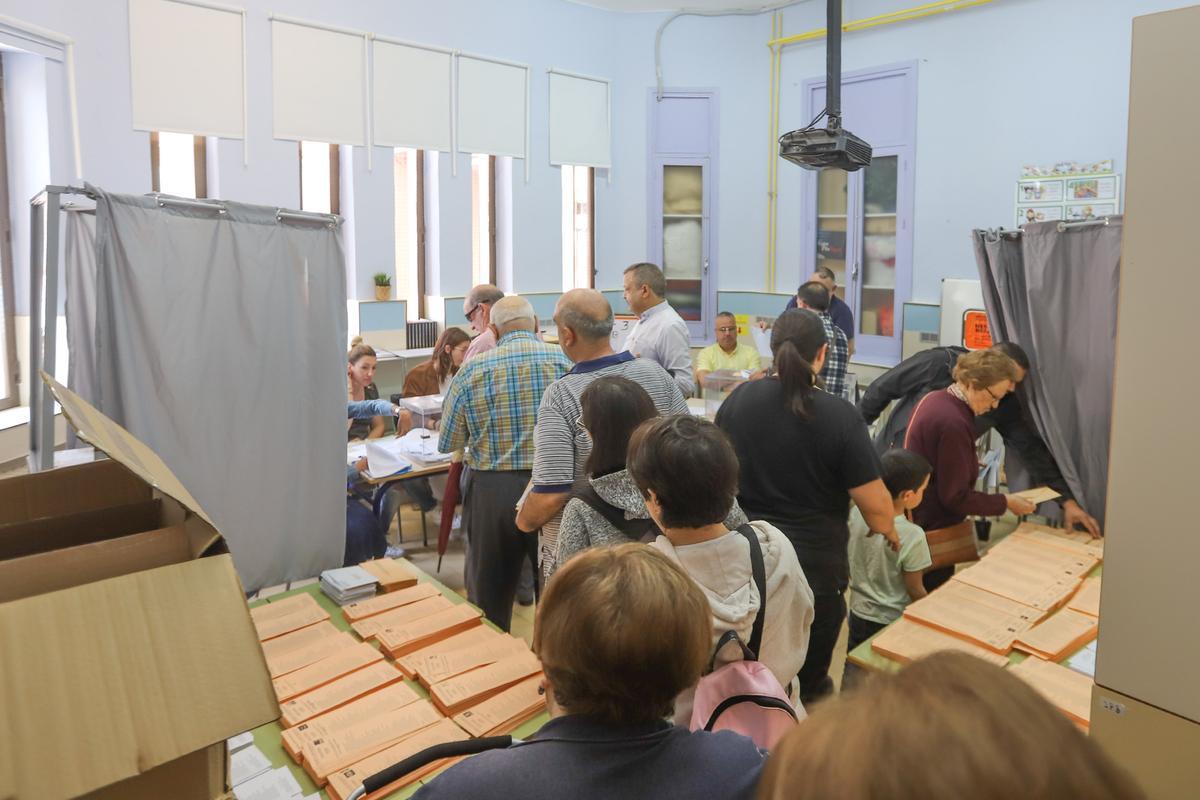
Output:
(568, 0), (796, 12)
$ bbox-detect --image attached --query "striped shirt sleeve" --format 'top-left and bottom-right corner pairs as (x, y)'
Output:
(531, 383), (577, 492)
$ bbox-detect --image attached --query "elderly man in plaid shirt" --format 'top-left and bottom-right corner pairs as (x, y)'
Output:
(795, 281), (850, 399)
(439, 296), (571, 631)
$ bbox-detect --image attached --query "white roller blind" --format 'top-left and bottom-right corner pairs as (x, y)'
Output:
(457, 55), (527, 159)
(128, 0), (245, 138)
(548, 71), (610, 169)
(373, 40), (452, 152)
(271, 18), (366, 146)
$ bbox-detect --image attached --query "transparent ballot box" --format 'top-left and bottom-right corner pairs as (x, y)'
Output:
(702, 369), (753, 417)
(396, 394), (445, 429)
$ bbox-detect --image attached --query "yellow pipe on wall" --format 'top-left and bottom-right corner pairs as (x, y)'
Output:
(768, 0), (994, 48)
(762, 0), (996, 290)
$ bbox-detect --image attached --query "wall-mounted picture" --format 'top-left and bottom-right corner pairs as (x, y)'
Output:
(1064, 202), (1116, 221)
(1017, 205), (1065, 227)
(1066, 175), (1118, 201)
(1017, 179), (1064, 203)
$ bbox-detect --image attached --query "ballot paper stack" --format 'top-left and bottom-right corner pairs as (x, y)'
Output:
(250, 558), (546, 799)
(321, 566), (380, 606)
(878, 520), (1103, 726)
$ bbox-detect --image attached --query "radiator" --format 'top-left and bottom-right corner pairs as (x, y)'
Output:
(406, 319), (439, 349)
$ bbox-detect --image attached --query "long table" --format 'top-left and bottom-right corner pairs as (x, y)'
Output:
(846, 563), (1103, 673)
(247, 560), (549, 799)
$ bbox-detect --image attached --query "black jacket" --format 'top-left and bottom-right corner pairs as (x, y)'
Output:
(857, 346), (1073, 502)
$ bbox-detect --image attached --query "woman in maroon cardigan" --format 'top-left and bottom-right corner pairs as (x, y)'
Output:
(904, 349), (1036, 590)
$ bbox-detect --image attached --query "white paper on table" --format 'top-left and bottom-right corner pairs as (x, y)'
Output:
(347, 441), (367, 466)
(229, 744), (272, 787)
(233, 766), (303, 800)
(226, 731), (254, 753)
(1065, 640), (1098, 678)
(396, 428), (453, 463)
(364, 437), (414, 479)
(320, 565), (378, 592)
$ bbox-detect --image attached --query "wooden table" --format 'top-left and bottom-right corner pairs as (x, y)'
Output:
(248, 560), (548, 799)
(350, 443), (453, 547)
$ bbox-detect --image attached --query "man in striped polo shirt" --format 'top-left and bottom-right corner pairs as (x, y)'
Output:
(516, 289), (688, 572)
(439, 296), (571, 631)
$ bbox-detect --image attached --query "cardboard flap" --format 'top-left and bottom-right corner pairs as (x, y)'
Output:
(41, 373), (219, 535)
(0, 554), (278, 799)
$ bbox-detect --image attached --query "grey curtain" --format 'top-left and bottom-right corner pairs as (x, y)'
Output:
(90, 187), (348, 592)
(65, 207), (98, 411)
(972, 218), (1122, 527)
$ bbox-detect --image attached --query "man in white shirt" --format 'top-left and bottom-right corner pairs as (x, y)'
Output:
(621, 262), (695, 397)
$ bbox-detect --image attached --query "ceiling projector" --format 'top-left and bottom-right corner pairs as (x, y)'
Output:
(779, 126), (872, 171)
(778, 0), (872, 172)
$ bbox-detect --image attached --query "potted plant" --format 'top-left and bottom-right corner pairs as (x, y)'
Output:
(373, 272), (392, 301)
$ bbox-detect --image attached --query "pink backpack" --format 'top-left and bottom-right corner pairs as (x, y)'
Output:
(689, 524), (802, 750)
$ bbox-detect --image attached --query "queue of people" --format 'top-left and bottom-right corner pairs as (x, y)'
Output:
(352, 266), (1136, 799)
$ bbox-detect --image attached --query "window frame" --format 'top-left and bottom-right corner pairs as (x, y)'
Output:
(393, 147), (428, 319)
(149, 131), (208, 198)
(470, 153), (497, 286)
(298, 141), (340, 216)
(561, 165), (596, 290)
(0, 60), (17, 410)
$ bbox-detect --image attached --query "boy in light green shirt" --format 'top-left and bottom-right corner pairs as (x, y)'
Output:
(844, 449), (933, 687)
(694, 311), (765, 386)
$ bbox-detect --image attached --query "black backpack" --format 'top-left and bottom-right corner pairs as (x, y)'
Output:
(570, 479), (659, 542)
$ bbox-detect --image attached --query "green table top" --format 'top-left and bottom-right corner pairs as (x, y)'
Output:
(846, 563), (1102, 674)
(247, 564), (548, 799)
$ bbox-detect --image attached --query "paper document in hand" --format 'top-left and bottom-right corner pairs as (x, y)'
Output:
(750, 324), (773, 358)
(1012, 486), (1062, 505)
(363, 438), (413, 479)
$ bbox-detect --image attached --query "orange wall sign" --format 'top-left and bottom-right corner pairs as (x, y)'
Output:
(963, 309), (993, 349)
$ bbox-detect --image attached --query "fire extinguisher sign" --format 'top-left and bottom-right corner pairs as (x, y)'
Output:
(962, 310), (993, 350)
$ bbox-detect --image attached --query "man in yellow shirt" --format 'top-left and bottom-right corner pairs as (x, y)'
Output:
(694, 311), (765, 386)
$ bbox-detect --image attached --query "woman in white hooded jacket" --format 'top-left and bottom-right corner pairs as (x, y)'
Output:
(628, 415), (815, 724)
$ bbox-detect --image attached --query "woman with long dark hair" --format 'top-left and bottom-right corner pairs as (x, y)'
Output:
(551, 376), (746, 574)
(716, 309), (895, 704)
(404, 327), (472, 397)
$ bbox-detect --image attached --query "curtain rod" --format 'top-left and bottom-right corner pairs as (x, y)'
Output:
(1057, 216), (1113, 232)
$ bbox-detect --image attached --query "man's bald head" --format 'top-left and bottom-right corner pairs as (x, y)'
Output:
(490, 295), (536, 334)
(556, 288), (614, 341)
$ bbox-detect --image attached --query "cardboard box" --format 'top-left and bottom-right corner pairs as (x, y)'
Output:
(0, 375), (278, 800)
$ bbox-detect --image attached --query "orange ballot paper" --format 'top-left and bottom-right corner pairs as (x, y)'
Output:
(1066, 576), (1101, 617)
(396, 625), (504, 678)
(350, 594), (454, 640)
(301, 698), (444, 785)
(870, 618), (1009, 668)
(261, 620), (341, 666)
(376, 603), (483, 658)
(253, 593), (331, 641)
(453, 674), (547, 736)
(1009, 656), (1093, 728)
(342, 582), (439, 622)
(902, 581), (1043, 653)
(1013, 609), (1099, 661)
(358, 557), (421, 591)
(281, 681), (423, 761)
(415, 635), (530, 687)
(279, 661), (405, 728)
(950, 556), (1081, 612)
(272, 641), (385, 702)
(325, 718), (471, 800)
(1011, 486), (1061, 505)
(266, 631), (359, 680)
(429, 650), (543, 715)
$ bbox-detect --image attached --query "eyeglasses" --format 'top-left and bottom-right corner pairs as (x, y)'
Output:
(716, 326), (737, 333)
(464, 304), (481, 322)
(984, 386), (1006, 405)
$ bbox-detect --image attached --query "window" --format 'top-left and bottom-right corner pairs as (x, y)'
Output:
(803, 63), (916, 365)
(299, 140), (339, 215)
(150, 131), (207, 198)
(394, 148), (426, 319)
(470, 153), (496, 286)
(560, 166), (594, 290)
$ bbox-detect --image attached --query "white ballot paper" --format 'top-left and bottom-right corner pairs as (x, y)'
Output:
(364, 437), (414, 479)
(233, 766), (303, 800)
(230, 744), (272, 787)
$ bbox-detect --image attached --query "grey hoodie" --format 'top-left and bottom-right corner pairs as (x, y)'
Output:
(550, 469), (748, 575)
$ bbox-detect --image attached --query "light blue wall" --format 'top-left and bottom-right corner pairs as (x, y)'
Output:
(4, 0), (1192, 318)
